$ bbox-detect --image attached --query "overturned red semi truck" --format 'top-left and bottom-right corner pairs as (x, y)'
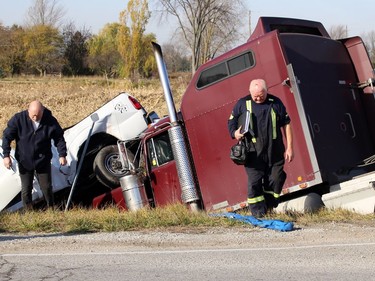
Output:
(94, 17), (375, 213)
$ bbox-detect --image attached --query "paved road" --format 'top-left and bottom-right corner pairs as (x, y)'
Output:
(1, 223), (375, 280)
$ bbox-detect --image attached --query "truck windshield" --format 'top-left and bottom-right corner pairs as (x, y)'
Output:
(147, 132), (174, 168)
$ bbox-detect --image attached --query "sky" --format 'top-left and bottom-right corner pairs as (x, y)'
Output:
(0, 0), (373, 43)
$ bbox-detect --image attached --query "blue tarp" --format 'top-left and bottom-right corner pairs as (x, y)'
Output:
(211, 212), (294, 232)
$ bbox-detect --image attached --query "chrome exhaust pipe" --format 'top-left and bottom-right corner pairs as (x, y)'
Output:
(168, 127), (199, 204)
(152, 42), (178, 124)
(152, 42), (200, 210)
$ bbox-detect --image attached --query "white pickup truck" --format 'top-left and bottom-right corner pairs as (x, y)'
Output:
(0, 93), (153, 211)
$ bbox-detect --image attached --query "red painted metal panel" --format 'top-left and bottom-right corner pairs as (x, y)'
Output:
(141, 125), (183, 207)
(180, 31), (315, 211)
(342, 37), (374, 94)
(149, 160), (182, 206)
(92, 187), (126, 210)
(342, 37), (375, 145)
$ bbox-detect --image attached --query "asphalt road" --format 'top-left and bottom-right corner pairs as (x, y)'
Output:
(1, 222), (375, 280)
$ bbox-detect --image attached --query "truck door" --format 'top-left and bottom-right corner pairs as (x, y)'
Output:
(145, 130), (182, 206)
(281, 34), (375, 184)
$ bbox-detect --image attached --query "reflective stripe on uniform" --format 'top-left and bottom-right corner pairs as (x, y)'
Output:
(263, 190), (280, 199)
(247, 195), (265, 204)
(271, 108), (276, 139)
(246, 99), (277, 142)
(246, 100), (256, 143)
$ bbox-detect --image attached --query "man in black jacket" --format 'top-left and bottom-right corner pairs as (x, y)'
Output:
(2, 101), (67, 209)
(228, 79), (293, 217)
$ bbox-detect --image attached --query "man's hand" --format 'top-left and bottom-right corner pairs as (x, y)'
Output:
(3, 157), (12, 169)
(234, 126), (244, 141)
(284, 124), (294, 163)
(285, 147), (294, 163)
(59, 156), (67, 166)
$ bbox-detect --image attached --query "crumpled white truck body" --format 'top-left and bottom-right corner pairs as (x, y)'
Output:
(0, 93), (148, 211)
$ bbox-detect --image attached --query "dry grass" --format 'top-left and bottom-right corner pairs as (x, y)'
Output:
(0, 203), (374, 234)
(274, 208), (375, 226)
(0, 204), (241, 233)
(0, 74), (191, 133)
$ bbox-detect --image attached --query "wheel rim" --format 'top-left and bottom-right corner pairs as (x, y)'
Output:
(104, 153), (128, 176)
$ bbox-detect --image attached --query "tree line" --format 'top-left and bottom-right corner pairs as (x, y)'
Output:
(0, 0), (373, 79)
(0, 0), (249, 79)
(0, 0), (191, 79)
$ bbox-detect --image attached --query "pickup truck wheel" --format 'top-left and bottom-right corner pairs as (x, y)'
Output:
(93, 145), (134, 189)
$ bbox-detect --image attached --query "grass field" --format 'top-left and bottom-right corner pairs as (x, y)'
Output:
(0, 74), (191, 133)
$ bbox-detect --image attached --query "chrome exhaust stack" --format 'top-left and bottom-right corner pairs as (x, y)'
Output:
(152, 42), (200, 211)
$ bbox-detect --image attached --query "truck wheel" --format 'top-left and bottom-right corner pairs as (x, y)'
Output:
(304, 193), (325, 213)
(93, 145), (135, 189)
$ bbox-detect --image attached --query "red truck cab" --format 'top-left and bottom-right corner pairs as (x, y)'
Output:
(94, 17), (375, 213)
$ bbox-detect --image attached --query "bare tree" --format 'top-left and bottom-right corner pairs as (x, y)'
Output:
(363, 31), (375, 67)
(162, 43), (191, 72)
(329, 25), (348, 40)
(25, 0), (66, 27)
(156, 0), (246, 74)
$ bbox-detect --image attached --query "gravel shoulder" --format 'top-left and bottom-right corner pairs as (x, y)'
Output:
(1, 222), (375, 254)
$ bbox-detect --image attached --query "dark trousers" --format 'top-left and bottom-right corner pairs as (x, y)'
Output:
(18, 163), (54, 209)
(245, 154), (286, 217)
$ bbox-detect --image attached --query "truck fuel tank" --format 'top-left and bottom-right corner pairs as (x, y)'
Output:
(120, 174), (149, 211)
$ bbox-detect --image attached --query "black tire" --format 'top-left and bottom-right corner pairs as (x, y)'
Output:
(93, 145), (135, 189)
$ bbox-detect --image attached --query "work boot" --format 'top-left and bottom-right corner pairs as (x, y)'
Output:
(248, 203), (267, 218)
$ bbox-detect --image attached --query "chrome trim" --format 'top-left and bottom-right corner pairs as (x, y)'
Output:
(286, 64), (323, 185)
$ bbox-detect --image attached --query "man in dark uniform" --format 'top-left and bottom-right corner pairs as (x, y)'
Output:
(228, 79), (293, 217)
(2, 100), (67, 209)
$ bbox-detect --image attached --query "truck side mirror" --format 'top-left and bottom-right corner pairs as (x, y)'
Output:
(147, 111), (160, 124)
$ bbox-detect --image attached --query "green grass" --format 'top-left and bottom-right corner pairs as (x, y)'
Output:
(0, 203), (374, 234)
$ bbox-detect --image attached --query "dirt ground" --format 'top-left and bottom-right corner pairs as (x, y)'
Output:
(1, 221), (375, 254)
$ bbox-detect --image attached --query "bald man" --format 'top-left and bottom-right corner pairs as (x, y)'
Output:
(2, 100), (67, 210)
(228, 79), (293, 217)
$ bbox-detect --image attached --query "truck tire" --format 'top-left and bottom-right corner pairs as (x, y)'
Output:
(304, 192), (325, 213)
(93, 145), (135, 189)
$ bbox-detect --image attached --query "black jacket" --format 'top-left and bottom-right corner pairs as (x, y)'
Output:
(2, 108), (67, 171)
(228, 93), (290, 164)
